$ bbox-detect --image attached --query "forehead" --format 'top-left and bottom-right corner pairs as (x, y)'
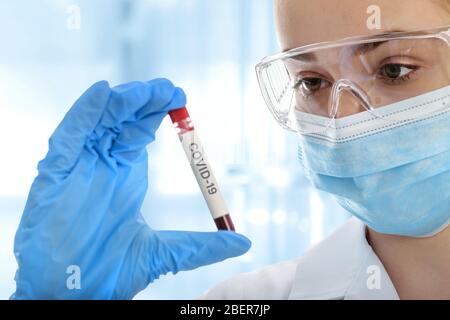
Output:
(275, 0), (449, 51)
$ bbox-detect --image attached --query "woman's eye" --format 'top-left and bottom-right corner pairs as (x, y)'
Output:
(294, 77), (329, 94)
(378, 64), (418, 82)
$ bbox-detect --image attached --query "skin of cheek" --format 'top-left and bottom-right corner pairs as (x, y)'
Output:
(275, 0), (450, 50)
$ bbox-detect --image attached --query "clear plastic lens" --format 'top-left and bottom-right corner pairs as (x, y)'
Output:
(256, 28), (450, 133)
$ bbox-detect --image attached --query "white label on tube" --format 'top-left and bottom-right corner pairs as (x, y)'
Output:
(179, 130), (229, 219)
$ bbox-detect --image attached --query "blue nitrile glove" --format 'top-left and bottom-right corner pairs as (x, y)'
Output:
(11, 79), (251, 300)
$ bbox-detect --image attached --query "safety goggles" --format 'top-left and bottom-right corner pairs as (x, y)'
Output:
(256, 26), (450, 134)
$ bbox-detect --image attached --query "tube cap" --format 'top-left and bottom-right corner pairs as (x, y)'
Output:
(169, 106), (190, 123)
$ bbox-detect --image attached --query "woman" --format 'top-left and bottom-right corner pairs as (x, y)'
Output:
(12, 0), (449, 299)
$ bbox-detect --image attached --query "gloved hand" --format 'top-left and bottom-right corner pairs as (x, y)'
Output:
(11, 79), (251, 300)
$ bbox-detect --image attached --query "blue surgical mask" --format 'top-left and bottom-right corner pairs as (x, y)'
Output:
(297, 85), (450, 237)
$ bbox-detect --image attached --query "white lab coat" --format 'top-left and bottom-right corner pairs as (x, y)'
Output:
(199, 217), (400, 299)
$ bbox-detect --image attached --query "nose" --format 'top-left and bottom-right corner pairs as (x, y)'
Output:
(333, 90), (366, 118)
(329, 79), (370, 118)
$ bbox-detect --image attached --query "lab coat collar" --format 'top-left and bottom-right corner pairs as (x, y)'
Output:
(288, 217), (400, 300)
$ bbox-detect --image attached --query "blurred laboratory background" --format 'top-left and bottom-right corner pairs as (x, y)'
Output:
(0, 0), (349, 299)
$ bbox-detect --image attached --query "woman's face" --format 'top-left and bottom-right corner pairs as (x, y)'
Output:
(275, 0), (450, 50)
(275, 0), (450, 118)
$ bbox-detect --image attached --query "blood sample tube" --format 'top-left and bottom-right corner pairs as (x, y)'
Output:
(168, 106), (235, 231)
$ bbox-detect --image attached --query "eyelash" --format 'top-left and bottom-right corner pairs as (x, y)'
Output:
(377, 64), (419, 84)
(293, 63), (420, 94)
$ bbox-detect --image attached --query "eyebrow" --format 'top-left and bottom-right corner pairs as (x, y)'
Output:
(352, 41), (388, 55)
(289, 52), (317, 62)
(287, 40), (391, 63)
(285, 29), (412, 62)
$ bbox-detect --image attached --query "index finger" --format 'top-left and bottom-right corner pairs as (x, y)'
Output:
(38, 80), (111, 174)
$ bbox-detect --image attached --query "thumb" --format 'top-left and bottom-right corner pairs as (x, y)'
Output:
(152, 230), (251, 277)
